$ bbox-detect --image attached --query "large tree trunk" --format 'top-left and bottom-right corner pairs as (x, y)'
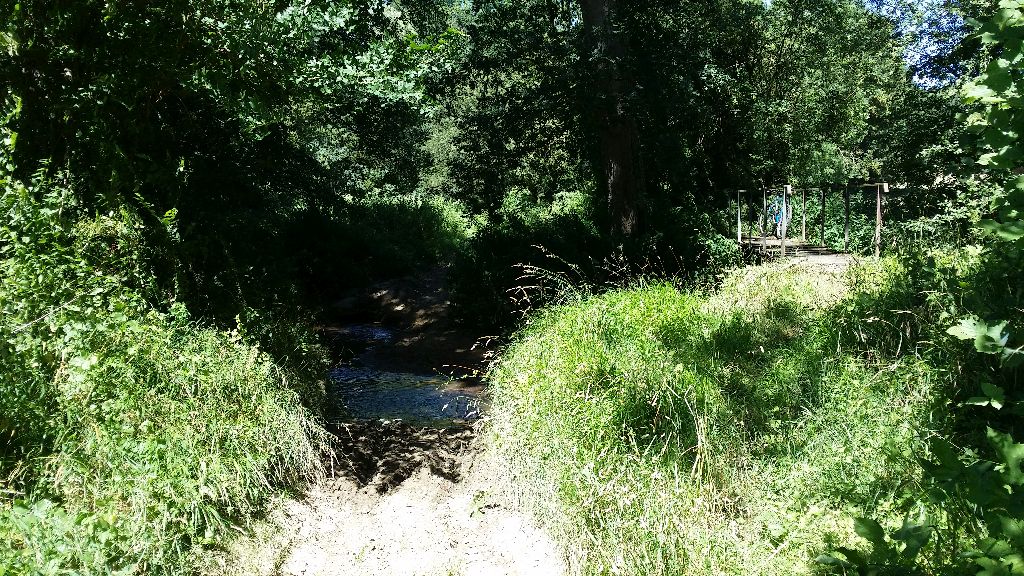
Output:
(578, 0), (644, 238)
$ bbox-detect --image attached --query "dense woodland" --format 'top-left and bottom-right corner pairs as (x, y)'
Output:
(1, 0), (1023, 574)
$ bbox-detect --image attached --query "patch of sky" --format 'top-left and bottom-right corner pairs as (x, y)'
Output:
(863, 0), (968, 87)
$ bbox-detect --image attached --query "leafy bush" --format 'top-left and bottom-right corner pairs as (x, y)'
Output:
(449, 210), (607, 328)
(0, 174), (328, 575)
(272, 192), (474, 306)
(449, 202), (741, 329)
(816, 5), (1024, 572)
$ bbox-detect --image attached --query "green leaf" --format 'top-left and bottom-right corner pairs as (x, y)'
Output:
(983, 382), (1007, 410)
(988, 427), (1024, 485)
(966, 82), (999, 101)
(854, 517), (888, 550)
(815, 553), (853, 569)
(947, 317), (1011, 354)
(893, 518), (932, 560)
(997, 514), (1024, 548)
(948, 317), (986, 341)
(982, 218), (1024, 241)
(835, 547), (869, 568)
(976, 556), (1013, 576)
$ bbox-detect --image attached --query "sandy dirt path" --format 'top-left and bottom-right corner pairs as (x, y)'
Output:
(210, 430), (565, 576)
(207, 268), (566, 576)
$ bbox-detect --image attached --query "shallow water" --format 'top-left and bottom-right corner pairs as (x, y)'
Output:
(326, 324), (482, 426)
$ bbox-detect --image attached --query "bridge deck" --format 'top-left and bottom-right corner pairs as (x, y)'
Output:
(740, 236), (854, 267)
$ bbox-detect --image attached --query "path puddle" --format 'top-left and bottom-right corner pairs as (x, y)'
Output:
(326, 324), (483, 427)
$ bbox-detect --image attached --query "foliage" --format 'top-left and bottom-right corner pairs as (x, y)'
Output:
(0, 173), (328, 574)
(961, 0), (1024, 253)
(0, 0), (1008, 573)
(0, 0), (464, 323)
(449, 200), (741, 329)
(486, 260), (948, 575)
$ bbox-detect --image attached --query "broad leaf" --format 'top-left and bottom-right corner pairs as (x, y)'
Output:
(893, 518), (932, 559)
(984, 382), (1008, 409)
(989, 427), (1024, 485)
(854, 517), (888, 550)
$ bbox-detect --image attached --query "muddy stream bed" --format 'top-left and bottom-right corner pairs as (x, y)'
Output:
(325, 323), (485, 427)
(315, 268), (496, 491)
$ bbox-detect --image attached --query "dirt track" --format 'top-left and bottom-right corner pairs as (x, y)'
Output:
(209, 420), (565, 576)
(208, 269), (566, 576)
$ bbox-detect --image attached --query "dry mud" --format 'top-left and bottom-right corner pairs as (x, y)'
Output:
(210, 421), (565, 576)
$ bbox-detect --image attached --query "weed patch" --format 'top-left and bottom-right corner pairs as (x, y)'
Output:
(486, 260), (943, 575)
(0, 175), (328, 574)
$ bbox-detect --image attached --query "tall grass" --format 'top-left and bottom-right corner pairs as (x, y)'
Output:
(0, 175), (329, 574)
(486, 259), (945, 575)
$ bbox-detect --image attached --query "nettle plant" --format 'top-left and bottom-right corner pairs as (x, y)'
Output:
(929, 2), (1024, 572)
(965, 0), (1024, 243)
(932, 8), (1024, 572)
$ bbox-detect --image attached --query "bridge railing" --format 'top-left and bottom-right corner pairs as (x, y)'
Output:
(731, 181), (888, 258)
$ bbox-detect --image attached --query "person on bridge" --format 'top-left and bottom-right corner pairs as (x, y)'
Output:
(767, 190), (793, 238)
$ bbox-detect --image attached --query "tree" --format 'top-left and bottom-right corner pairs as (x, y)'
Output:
(578, 0), (645, 237)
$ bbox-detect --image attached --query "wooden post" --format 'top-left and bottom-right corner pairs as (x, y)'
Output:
(762, 188), (767, 252)
(736, 189), (742, 243)
(801, 188), (807, 241)
(820, 186), (826, 245)
(743, 189), (750, 242)
(843, 186), (850, 253)
(748, 189), (752, 241)
(875, 183), (886, 257)
(782, 184), (791, 257)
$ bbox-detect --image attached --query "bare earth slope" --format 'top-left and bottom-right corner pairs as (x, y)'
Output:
(214, 456), (564, 576)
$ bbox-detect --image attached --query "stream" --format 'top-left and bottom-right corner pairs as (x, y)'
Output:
(325, 324), (484, 427)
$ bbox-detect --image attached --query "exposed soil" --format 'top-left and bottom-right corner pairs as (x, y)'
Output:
(210, 450), (564, 576)
(208, 268), (566, 576)
(327, 420), (475, 493)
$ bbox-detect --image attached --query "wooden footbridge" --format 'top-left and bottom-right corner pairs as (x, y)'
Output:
(732, 182), (888, 259)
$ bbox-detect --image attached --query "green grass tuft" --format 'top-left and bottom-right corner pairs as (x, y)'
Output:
(0, 176), (329, 575)
(486, 260), (942, 575)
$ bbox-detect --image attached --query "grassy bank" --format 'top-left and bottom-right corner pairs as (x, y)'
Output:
(486, 259), (948, 575)
(0, 177), (329, 574)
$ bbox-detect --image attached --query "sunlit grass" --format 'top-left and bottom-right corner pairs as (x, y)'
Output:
(0, 181), (330, 575)
(486, 259), (940, 575)
(0, 312), (329, 574)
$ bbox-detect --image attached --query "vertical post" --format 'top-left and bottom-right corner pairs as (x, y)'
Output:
(843, 186), (850, 253)
(736, 189), (742, 243)
(782, 184), (791, 257)
(801, 188), (807, 241)
(762, 188), (767, 252)
(749, 188), (757, 239)
(820, 186), (826, 246)
(875, 183), (886, 257)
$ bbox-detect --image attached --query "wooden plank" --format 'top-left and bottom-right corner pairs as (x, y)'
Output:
(749, 188), (757, 239)
(875, 183), (886, 257)
(782, 185), (790, 257)
(762, 188), (767, 252)
(820, 186), (826, 245)
(736, 189), (742, 243)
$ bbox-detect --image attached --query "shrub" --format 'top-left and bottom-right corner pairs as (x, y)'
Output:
(0, 173), (328, 575)
(448, 203), (742, 329)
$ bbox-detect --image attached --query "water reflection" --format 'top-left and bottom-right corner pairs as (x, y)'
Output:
(326, 324), (482, 427)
